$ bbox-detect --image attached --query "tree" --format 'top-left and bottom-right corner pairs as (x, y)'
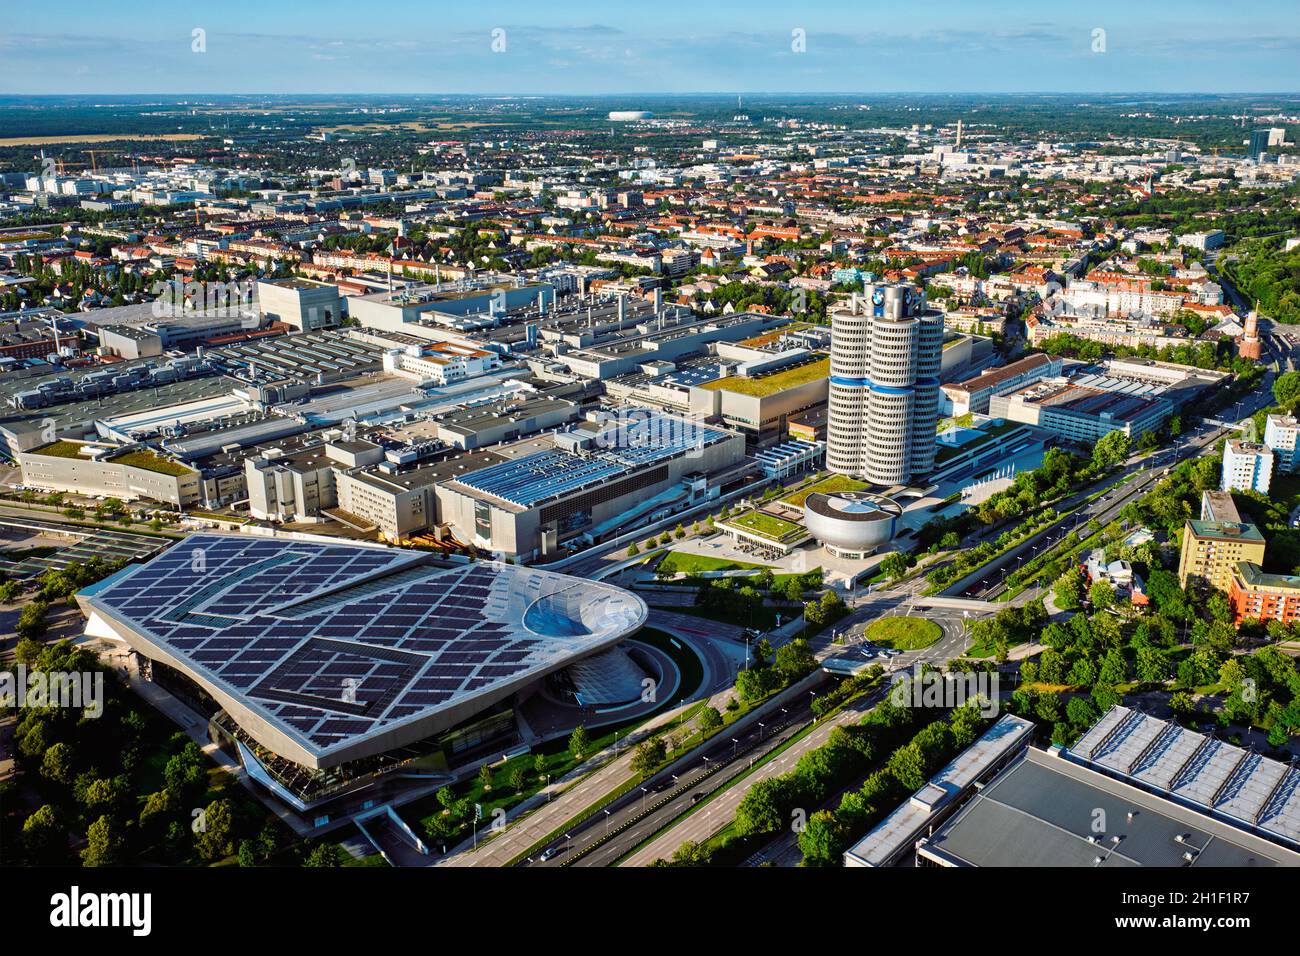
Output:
(81, 814), (125, 867)
(1053, 566), (1085, 611)
(478, 763), (494, 790)
(569, 725), (590, 761)
(40, 741), (76, 784)
(303, 843), (343, 867)
(735, 776), (796, 836)
(887, 743), (926, 791)
(508, 763), (528, 793)
(1092, 430), (1131, 470)
(194, 799), (237, 861)
(1088, 579), (1117, 613)
(533, 753), (547, 779)
(879, 552), (910, 582)
(939, 531), (961, 550)
(697, 706), (723, 733)
(22, 804), (65, 864)
(1274, 369), (1300, 408)
(798, 810), (850, 866)
(775, 638), (816, 680)
(164, 742), (207, 799)
(630, 738), (667, 778)
(626, 542), (639, 557)
(16, 600), (48, 639)
(1066, 696), (1098, 728)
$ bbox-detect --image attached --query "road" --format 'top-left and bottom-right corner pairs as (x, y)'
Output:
(526, 693), (816, 867)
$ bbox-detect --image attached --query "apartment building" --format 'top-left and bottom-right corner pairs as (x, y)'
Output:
(1264, 413), (1300, 473)
(1228, 562), (1300, 626)
(1177, 519), (1267, 591)
(1220, 439), (1273, 496)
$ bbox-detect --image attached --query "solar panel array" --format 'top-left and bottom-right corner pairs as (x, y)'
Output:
(457, 411), (728, 507)
(1068, 704), (1300, 848)
(88, 534), (632, 758)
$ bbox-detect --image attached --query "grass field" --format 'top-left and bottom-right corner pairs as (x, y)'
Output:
(864, 616), (943, 650)
(655, 551), (774, 575)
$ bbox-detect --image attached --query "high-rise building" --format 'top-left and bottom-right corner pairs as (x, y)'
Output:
(1221, 439), (1273, 495)
(1264, 413), (1300, 473)
(827, 284), (944, 485)
(1249, 129), (1272, 161)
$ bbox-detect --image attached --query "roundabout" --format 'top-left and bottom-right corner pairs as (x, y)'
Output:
(862, 615), (943, 650)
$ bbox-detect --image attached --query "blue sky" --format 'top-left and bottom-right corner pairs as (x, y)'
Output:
(2, 0), (1297, 95)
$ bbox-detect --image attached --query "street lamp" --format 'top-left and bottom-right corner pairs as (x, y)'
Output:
(757, 721), (766, 741)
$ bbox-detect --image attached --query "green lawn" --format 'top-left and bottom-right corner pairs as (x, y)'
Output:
(864, 616), (943, 650)
(780, 474), (869, 508)
(656, 550), (774, 575)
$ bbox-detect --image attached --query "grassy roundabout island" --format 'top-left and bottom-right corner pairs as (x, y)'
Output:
(863, 616), (943, 650)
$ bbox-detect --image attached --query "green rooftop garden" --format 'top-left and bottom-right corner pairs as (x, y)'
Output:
(781, 474), (870, 508)
(700, 356), (830, 398)
(720, 509), (807, 543)
(31, 440), (95, 459)
(110, 450), (195, 478)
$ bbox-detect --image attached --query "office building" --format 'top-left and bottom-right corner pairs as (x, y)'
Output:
(940, 352), (1063, 416)
(1250, 129), (1272, 161)
(827, 284), (944, 485)
(256, 278), (343, 332)
(436, 411), (745, 559)
(989, 381), (1170, 445)
(915, 720), (1300, 866)
(18, 439), (201, 507)
(1221, 439), (1273, 495)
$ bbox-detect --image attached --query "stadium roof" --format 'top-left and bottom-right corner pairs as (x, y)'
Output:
(80, 534), (646, 768)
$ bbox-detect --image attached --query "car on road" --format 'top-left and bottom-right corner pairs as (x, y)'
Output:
(690, 791), (707, 804)
(539, 847), (557, 862)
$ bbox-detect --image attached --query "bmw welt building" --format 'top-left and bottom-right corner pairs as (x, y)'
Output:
(79, 534), (647, 815)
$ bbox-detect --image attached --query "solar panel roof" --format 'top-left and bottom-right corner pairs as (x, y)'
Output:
(456, 410), (729, 508)
(83, 533), (647, 766)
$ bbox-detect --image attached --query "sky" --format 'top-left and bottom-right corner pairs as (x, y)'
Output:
(2, 0), (1298, 96)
